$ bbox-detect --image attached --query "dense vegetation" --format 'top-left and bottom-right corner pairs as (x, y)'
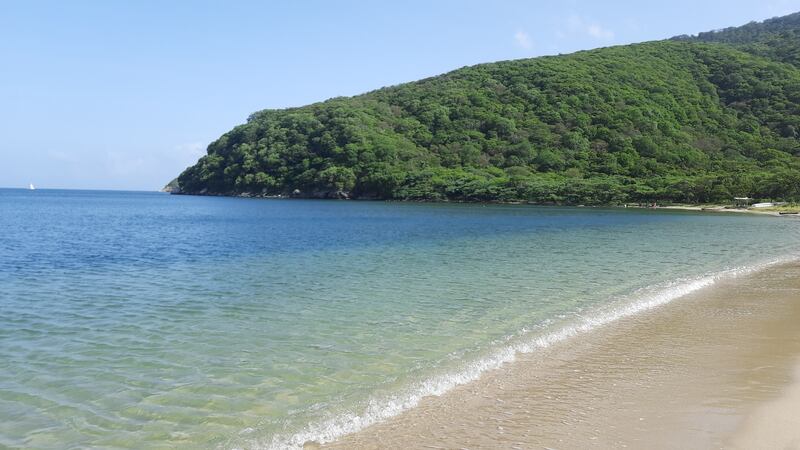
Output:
(673, 12), (800, 67)
(175, 13), (800, 204)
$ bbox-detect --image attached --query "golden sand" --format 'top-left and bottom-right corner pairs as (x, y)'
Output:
(322, 263), (800, 449)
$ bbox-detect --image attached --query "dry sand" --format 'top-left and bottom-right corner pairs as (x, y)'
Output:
(321, 263), (800, 449)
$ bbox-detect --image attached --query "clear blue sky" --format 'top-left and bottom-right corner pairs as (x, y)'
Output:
(2, 0), (799, 190)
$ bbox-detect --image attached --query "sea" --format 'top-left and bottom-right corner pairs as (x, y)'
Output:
(1, 188), (798, 449)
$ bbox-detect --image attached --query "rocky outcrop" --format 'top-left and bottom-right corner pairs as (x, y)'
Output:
(161, 178), (181, 194)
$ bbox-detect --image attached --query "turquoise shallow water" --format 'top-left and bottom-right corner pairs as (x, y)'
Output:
(1, 189), (799, 449)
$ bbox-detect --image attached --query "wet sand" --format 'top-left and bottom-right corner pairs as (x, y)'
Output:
(730, 362), (800, 449)
(323, 263), (800, 449)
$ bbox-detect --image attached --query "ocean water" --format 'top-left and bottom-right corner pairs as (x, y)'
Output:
(1, 189), (799, 449)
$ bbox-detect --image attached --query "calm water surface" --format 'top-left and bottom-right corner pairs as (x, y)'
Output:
(1, 189), (798, 449)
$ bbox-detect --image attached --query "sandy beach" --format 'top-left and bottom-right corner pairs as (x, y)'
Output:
(321, 262), (800, 449)
(658, 205), (796, 217)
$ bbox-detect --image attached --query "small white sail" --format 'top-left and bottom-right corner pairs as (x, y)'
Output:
(29, 183), (35, 190)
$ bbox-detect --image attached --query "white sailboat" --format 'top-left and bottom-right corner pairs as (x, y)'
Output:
(29, 183), (35, 190)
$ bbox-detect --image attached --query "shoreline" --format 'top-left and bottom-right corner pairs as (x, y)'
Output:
(170, 191), (799, 217)
(320, 262), (800, 449)
(658, 204), (798, 217)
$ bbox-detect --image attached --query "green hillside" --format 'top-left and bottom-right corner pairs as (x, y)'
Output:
(174, 14), (800, 204)
(673, 12), (800, 67)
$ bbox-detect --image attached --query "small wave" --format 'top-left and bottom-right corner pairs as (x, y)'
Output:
(248, 254), (798, 450)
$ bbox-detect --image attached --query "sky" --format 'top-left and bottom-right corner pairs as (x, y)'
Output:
(2, 0), (799, 190)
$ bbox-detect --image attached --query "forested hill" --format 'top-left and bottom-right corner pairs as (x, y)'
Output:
(672, 12), (800, 67)
(174, 13), (800, 204)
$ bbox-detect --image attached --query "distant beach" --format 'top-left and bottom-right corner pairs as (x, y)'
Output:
(324, 262), (800, 449)
(656, 204), (800, 217)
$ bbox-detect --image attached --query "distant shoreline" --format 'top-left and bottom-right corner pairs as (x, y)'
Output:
(653, 204), (796, 217)
(169, 190), (800, 217)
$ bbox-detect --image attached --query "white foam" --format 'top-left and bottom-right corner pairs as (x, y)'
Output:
(247, 255), (798, 450)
